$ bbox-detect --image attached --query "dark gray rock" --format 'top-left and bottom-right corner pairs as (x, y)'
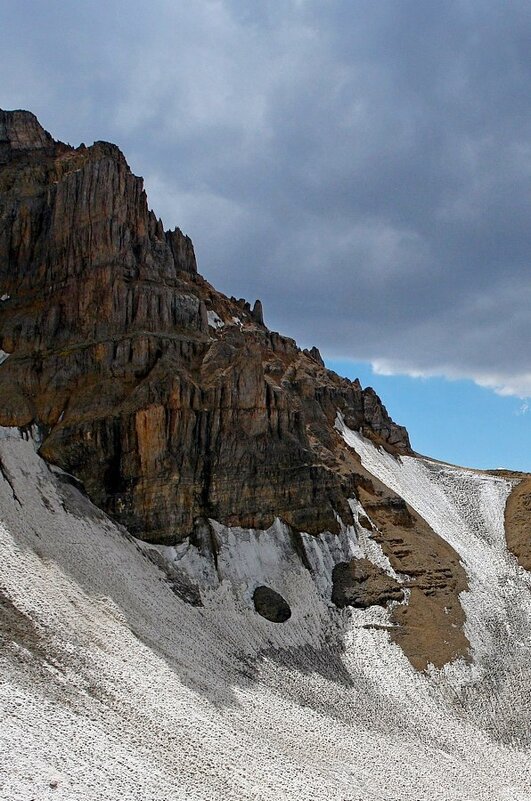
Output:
(253, 586), (291, 622)
(331, 558), (404, 609)
(251, 299), (264, 325)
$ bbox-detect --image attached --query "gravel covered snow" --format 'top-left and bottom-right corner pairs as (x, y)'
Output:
(1, 427), (531, 800)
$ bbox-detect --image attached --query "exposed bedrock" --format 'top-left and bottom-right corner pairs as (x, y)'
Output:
(354, 471), (469, 671)
(331, 558), (404, 609)
(0, 109), (409, 543)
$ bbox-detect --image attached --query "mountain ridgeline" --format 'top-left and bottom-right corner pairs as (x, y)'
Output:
(0, 109), (409, 544)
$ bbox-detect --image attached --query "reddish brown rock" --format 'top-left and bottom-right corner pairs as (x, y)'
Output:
(504, 475), (531, 570)
(353, 470), (469, 670)
(0, 109), (410, 544)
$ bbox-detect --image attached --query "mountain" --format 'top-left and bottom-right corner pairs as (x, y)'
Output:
(1, 110), (530, 800)
(0, 109), (409, 542)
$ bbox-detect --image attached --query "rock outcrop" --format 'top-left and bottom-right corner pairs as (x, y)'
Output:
(0, 109), (410, 545)
(252, 585), (292, 622)
(331, 558), (404, 609)
(504, 475), (531, 570)
(358, 477), (469, 671)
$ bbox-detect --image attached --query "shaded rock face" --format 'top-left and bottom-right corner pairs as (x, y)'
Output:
(332, 559), (404, 609)
(0, 110), (54, 158)
(253, 586), (292, 622)
(331, 558), (403, 609)
(0, 109), (410, 544)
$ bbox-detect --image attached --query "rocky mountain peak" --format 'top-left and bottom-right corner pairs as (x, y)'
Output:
(0, 109), (409, 545)
(0, 109), (55, 160)
(4, 109), (512, 679)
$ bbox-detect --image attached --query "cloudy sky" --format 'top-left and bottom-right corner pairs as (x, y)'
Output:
(2, 0), (530, 466)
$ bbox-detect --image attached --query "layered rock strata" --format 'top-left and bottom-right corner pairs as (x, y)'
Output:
(0, 109), (409, 544)
(328, 434), (469, 670)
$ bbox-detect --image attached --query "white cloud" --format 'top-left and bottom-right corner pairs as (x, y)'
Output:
(370, 359), (531, 400)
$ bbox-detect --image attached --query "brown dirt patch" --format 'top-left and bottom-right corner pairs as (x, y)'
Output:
(504, 475), (531, 570)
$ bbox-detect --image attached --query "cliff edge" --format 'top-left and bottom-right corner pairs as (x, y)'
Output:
(0, 109), (409, 544)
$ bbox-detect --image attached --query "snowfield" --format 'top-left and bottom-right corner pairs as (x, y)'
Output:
(1, 425), (531, 800)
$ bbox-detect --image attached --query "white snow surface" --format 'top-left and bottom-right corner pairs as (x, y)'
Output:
(207, 310), (224, 329)
(1, 426), (531, 800)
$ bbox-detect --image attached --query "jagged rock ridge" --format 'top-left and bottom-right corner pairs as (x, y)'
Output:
(0, 108), (409, 544)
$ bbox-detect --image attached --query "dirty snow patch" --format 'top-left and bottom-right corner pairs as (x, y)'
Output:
(207, 310), (224, 329)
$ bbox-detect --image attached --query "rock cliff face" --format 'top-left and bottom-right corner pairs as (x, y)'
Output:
(1, 110), (485, 672)
(0, 109), (409, 544)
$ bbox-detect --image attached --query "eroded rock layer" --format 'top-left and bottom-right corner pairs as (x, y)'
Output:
(329, 432), (470, 670)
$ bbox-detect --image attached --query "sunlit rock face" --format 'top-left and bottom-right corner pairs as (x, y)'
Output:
(505, 475), (531, 569)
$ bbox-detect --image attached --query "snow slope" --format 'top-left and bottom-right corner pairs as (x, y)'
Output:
(1, 427), (531, 800)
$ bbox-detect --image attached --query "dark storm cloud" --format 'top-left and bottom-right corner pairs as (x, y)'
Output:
(2, 0), (531, 394)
